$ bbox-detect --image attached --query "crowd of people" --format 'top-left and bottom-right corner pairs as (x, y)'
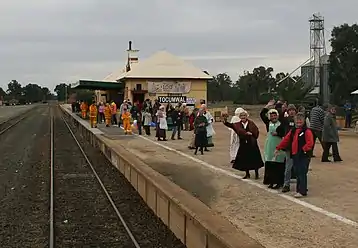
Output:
(71, 98), (216, 146)
(72, 98), (345, 198)
(223, 100), (343, 198)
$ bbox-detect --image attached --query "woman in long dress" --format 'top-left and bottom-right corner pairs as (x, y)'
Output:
(229, 108), (244, 163)
(203, 104), (215, 148)
(194, 109), (208, 155)
(223, 110), (264, 179)
(156, 105), (168, 141)
(188, 108), (199, 149)
(262, 109), (286, 189)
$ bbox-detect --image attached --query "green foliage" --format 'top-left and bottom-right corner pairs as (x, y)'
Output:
(275, 74), (312, 102)
(54, 83), (70, 101)
(72, 89), (95, 103)
(207, 73), (235, 102)
(329, 23), (358, 104)
(54, 83), (94, 103)
(207, 66), (312, 105)
(2, 80), (54, 103)
(0, 87), (6, 97)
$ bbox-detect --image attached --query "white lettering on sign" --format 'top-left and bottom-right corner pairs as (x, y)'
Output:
(148, 81), (191, 94)
(186, 97), (196, 104)
(158, 96), (187, 103)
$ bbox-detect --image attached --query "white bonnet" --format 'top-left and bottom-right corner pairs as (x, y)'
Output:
(235, 107), (245, 116)
(267, 108), (279, 116)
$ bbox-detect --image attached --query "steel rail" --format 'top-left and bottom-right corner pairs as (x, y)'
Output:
(49, 108), (55, 248)
(60, 112), (141, 248)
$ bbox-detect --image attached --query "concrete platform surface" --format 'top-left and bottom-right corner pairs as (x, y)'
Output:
(63, 105), (358, 248)
(0, 105), (36, 123)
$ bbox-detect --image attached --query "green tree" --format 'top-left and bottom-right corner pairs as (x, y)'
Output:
(329, 23), (358, 104)
(275, 73), (312, 102)
(72, 89), (94, 103)
(234, 66), (274, 104)
(207, 73), (234, 101)
(41, 87), (52, 100)
(0, 87), (6, 97)
(7, 80), (23, 99)
(54, 83), (70, 101)
(23, 83), (44, 102)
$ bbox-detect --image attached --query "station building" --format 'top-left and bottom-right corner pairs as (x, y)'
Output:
(72, 42), (212, 108)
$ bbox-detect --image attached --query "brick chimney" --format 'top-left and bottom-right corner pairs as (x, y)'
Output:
(126, 41), (139, 70)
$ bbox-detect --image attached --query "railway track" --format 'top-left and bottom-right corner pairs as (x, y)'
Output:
(0, 108), (35, 135)
(0, 105), (184, 247)
(51, 107), (141, 247)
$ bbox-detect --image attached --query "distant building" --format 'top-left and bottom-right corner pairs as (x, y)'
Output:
(301, 54), (329, 95)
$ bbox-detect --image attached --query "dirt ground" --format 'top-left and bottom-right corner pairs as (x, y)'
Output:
(93, 113), (358, 248)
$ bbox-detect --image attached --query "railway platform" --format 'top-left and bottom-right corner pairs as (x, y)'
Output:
(61, 104), (358, 248)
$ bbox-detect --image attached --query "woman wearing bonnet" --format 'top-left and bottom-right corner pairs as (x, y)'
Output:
(262, 108), (286, 189)
(223, 109), (264, 179)
(229, 108), (244, 163)
(155, 105), (168, 141)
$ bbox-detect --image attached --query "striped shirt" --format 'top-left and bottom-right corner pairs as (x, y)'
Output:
(309, 106), (325, 131)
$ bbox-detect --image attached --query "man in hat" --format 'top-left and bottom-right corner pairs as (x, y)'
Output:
(322, 104), (343, 162)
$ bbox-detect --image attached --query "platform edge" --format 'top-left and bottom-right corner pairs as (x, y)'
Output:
(59, 104), (264, 248)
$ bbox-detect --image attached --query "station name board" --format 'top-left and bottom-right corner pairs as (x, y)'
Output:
(158, 96), (187, 103)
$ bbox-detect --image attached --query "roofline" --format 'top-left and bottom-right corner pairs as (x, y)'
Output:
(119, 76), (213, 80)
(71, 79), (123, 90)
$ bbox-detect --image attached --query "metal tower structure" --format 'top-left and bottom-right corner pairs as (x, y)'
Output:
(309, 13), (328, 103)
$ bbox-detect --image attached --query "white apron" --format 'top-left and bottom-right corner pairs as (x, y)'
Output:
(229, 116), (241, 161)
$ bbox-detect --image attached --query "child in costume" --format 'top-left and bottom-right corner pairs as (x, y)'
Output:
(88, 101), (98, 128)
(121, 108), (132, 134)
(104, 103), (112, 127)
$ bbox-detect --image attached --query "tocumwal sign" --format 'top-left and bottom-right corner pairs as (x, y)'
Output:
(158, 96), (187, 103)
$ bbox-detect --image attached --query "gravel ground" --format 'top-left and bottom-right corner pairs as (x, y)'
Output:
(54, 108), (139, 247)
(0, 106), (50, 247)
(0, 105), (36, 123)
(0, 106), (38, 133)
(61, 107), (185, 248)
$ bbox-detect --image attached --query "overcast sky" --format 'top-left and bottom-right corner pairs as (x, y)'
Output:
(1, 0), (357, 91)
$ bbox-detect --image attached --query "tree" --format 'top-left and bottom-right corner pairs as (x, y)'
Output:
(0, 87), (6, 97)
(41, 87), (52, 100)
(329, 23), (358, 104)
(234, 66), (275, 104)
(207, 73), (234, 101)
(7, 80), (23, 99)
(275, 73), (312, 102)
(54, 83), (70, 101)
(22, 83), (45, 102)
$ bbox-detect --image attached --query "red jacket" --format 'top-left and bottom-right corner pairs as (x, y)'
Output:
(276, 127), (314, 155)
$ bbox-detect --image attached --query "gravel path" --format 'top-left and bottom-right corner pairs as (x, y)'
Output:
(61, 107), (185, 248)
(0, 106), (50, 247)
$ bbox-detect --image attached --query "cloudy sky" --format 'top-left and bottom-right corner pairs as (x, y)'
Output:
(1, 0), (357, 91)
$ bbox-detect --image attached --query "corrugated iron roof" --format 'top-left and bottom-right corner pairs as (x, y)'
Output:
(118, 50), (212, 80)
(102, 63), (139, 81)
